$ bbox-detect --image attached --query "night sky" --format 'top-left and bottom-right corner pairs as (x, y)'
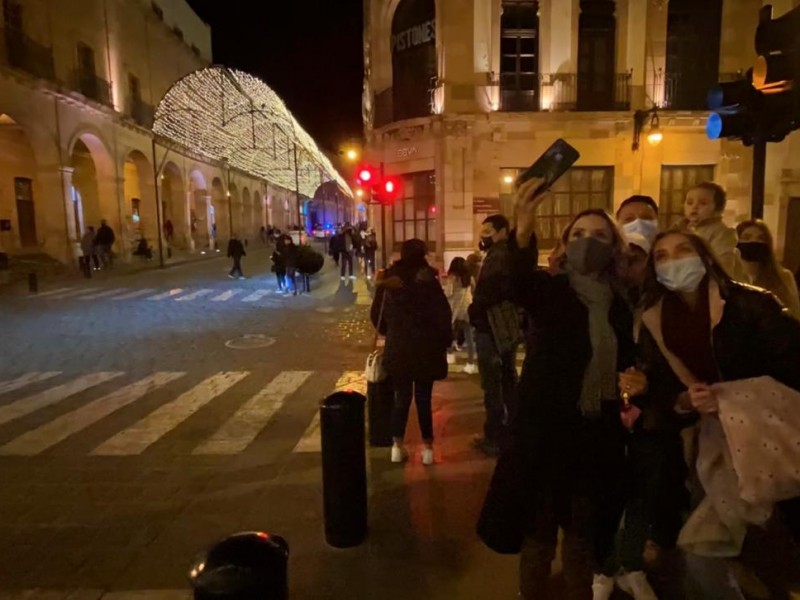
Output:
(186, 1), (364, 153)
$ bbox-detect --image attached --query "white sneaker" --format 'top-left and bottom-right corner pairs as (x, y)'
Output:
(349, 275), (356, 280)
(340, 276), (346, 281)
(463, 363), (479, 375)
(391, 444), (407, 463)
(616, 571), (658, 600)
(446, 352), (456, 365)
(592, 574), (615, 600)
(422, 447), (434, 466)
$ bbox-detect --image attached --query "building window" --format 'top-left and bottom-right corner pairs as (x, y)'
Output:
(76, 42), (95, 77)
(3, 0), (22, 32)
(499, 167), (613, 248)
(577, 0), (617, 111)
(129, 74), (141, 102)
(500, 1), (539, 112)
(151, 2), (163, 20)
(664, 0), (722, 110)
(659, 165), (715, 230)
(392, 171), (437, 251)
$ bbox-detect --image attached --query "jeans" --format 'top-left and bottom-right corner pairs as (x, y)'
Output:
(453, 320), (475, 362)
(229, 256), (243, 278)
(475, 330), (517, 444)
(285, 267), (297, 293)
(364, 253), (376, 277)
(391, 379), (434, 443)
(275, 271), (285, 290)
(340, 251), (353, 278)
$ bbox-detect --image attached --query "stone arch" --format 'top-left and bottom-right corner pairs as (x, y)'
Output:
(122, 149), (155, 250)
(69, 131), (117, 247)
(211, 176), (227, 246)
(161, 161), (185, 248)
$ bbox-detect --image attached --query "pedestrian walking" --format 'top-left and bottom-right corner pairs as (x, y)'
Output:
(95, 220), (115, 268)
(480, 178), (641, 600)
(164, 219), (174, 244)
(736, 219), (800, 319)
(282, 235), (299, 295)
(638, 229), (800, 599)
(445, 257), (477, 374)
(271, 236), (287, 292)
(338, 226), (357, 280)
(329, 227), (342, 266)
(468, 214), (519, 456)
(363, 230), (378, 279)
(370, 239), (452, 466)
(79, 226), (97, 275)
(227, 233), (246, 279)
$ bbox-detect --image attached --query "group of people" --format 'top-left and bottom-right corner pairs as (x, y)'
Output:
(370, 175), (800, 599)
(330, 225), (378, 280)
(79, 220), (116, 272)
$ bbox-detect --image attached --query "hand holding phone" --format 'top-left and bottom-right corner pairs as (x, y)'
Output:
(516, 138), (580, 197)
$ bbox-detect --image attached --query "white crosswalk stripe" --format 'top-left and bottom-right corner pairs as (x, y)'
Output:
(0, 371), (61, 395)
(78, 287), (130, 300)
(33, 286), (74, 297)
(112, 288), (157, 300)
(0, 372), (185, 456)
(0, 372), (124, 427)
(194, 371), (312, 455)
(211, 289), (244, 302)
(175, 289), (214, 302)
(241, 289), (274, 302)
(293, 371), (366, 453)
(147, 288), (184, 300)
(48, 287), (100, 299)
(91, 371), (248, 455)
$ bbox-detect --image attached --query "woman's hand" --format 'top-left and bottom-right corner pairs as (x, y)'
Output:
(687, 383), (719, 414)
(619, 367), (648, 398)
(514, 177), (550, 248)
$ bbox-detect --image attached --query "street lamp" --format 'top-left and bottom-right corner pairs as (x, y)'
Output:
(345, 148), (359, 162)
(632, 107), (663, 151)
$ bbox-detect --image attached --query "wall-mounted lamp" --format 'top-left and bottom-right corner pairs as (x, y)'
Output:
(633, 107), (663, 151)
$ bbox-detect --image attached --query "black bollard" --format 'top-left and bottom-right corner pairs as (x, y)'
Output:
(320, 390), (367, 548)
(28, 272), (37, 293)
(189, 531), (289, 600)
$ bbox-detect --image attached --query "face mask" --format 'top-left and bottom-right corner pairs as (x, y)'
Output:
(737, 241), (770, 263)
(655, 256), (707, 292)
(565, 236), (614, 274)
(479, 237), (494, 252)
(622, 218), (659, 245)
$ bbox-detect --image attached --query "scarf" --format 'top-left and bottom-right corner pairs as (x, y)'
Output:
(566, 266), (618, 418)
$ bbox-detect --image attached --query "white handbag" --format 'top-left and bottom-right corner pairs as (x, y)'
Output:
(365, 290), (388, 383)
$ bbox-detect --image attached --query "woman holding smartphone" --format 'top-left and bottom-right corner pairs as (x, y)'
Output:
(506, 178), (655, 600)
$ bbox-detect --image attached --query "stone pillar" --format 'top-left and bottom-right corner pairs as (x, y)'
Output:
(184, 189), (195, 252)
(202, 193), (215, 251)
(57, 167), (83, 263)
(623, 0), (648, 109)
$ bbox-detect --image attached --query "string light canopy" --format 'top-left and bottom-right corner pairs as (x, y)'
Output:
(153, 66), (351, 198)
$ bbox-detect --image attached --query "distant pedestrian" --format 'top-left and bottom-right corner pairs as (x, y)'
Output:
(271, 236), (287, 292)
(446, 257), (477, 374)
(282, 235), (299, 295)
(371, 239), (452, 466)
(329, 227), (343, 267)
(95, 220), (115, 268)
(164, 219), (174, 243)
(339, 226), (357, 281)
(80, 226), (97, 275)
(227, 233), (246, 279)
(260, 226), (267, 245)
(363, 230), (378, 279)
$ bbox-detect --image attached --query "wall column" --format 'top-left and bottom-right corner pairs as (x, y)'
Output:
(184, 189), (195, 252)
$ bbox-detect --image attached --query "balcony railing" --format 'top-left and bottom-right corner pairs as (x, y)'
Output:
(71, 70), (113, 106)
(0, 27), (55, 81)
(500, 72), (631, 112)
(130, 97), (155, 128)
(655, 71), (745, 111)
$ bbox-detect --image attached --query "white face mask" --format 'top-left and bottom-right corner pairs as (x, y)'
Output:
(655, 256), (707, 292)
(622, 218), (659, 245)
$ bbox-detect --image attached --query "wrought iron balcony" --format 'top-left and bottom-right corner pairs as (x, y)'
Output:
(71, 70), (113, 106)
(1, 27), (55, 81)
(499, 72), (631, 112)
(130, 97), (155, 128)
(656, 71), (744, 111)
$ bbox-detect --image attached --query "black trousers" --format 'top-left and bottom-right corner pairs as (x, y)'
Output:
(391, 379), (434, 442)
(229, 256), (243, 277)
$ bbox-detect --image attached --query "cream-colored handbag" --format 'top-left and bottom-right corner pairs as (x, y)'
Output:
(365, 291), (387, 383)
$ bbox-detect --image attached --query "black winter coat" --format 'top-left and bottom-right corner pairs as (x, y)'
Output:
(509, 238), (636, 496)
(370, 261), (452, 382)
(469, 240), (512, 333)
(227, 239), (246, 259)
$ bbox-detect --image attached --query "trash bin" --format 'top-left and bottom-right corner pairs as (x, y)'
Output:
(189, 531), (289, 600)
(320, 390), (367, 548)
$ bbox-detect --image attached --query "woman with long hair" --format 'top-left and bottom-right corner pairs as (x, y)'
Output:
(735, 219), (800, 319)
(501, 178), (654, 599)
(445, 257), (477, 374)
(638, 230), (800, 599)
(371, 239), (452, 466)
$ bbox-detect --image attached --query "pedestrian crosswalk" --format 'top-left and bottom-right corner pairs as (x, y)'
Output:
(31, 285), (291, 304)
(0, 369), (368, 458)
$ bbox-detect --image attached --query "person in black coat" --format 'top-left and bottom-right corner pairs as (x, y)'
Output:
(637, 230), (800, 599)
(498, 178), (643, 600)
(282, 235), (299, 295)
(271, 235), (287, 291)
(227, 233), (246, 279)
(370, 238), (452, 466)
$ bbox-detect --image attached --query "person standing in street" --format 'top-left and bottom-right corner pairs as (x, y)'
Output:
(80, 226), (97, 275)
(446, 257), (477, 374)
(468, 214), (519, 456)
(227, 233), (246, 279)
(371, 239), (452, 466)
(339, 226), (357, 280)
(283, 234), (299, 295)
(363, 230), (378, 279)
(95, 219), (115, 269)
(271, 235), (287, 292)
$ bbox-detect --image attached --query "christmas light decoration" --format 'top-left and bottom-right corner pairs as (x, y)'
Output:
(153, 67), (351, 198)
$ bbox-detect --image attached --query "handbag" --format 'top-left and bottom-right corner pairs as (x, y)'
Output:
(487, 300), (523, 355)
(365, 290), (388, 383)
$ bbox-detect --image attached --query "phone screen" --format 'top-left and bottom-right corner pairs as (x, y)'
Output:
(515, 139), (580, 195)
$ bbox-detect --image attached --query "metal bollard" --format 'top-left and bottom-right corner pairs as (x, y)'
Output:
(28, 272), (38, 293)
(320, 391), (368, 548)
(189, 531), (289, 600)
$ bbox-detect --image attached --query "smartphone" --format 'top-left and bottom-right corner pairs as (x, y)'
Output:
(515, 138), (580, 196)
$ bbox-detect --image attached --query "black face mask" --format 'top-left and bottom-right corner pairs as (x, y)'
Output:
(737, 241), (770, 263)
(479, 237), (494, 252)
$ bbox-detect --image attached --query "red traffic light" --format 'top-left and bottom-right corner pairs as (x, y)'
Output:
(382, 176), (400, 202)
(356, 164), (375, 186)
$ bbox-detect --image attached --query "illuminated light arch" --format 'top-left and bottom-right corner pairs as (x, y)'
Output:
(153, 66), (351, 198)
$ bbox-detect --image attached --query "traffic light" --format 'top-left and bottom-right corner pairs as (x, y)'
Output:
(381, 176), (400, 203)
(356, 164), (375, 186)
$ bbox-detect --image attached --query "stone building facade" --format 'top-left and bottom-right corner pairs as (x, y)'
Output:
(0, 0), (321, 264)
(363, 0), (800, 271)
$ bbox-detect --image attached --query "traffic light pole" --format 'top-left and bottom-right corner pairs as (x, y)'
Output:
(751, 138), (767, 219)
(379, 162), (387, 269)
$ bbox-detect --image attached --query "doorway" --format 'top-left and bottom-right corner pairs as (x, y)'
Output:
(14, 177), (37, 247)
